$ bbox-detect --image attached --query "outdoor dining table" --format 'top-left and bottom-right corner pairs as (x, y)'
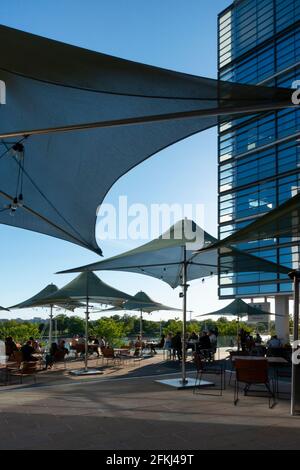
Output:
(114, 348), (131, 356)
(231, 355), (288, 364)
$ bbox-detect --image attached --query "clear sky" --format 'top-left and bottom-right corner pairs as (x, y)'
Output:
(0, 0), (233, 321)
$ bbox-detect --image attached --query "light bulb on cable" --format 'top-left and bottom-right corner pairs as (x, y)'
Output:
(11, 143), (24, 160)
(17, 194), (23, 207)
(9, 198), (18, 216)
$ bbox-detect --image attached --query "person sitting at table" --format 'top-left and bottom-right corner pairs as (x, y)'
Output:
(78, 334), (85, 345)
(267, 335), (282, 349)
(29, 337), (40, 352)
(5, 336), (19, 359)
(255, 333), (262, 345)
(70, 335), (79, 350)
(21, 340), (38, 362)
(187, 332), (198, 352)
(45, 342), (59, 369)
(134, 336), (144, 356)
(89, 337), (100, 357)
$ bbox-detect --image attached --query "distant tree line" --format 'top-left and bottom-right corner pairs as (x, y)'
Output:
(0, 313), (268, 344)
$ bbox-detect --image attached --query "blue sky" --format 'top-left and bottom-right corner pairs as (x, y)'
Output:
(0, 0), (232, 320)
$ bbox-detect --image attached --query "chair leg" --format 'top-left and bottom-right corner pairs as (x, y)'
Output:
(234, 379), (239, 405)
(266, 381), (276, 409)
(193, 370), (201, 393)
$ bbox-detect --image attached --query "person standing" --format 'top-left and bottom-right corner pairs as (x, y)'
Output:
(171, 332), (182, 361)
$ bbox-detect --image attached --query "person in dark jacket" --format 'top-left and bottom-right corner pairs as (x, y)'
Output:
(171, 332), (182, 360)
(21, 341), (38, 362)
(198, 331), (211, 350)
(5, 336), (18, 358)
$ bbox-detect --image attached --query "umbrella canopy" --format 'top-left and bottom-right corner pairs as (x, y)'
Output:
(37, 272), (134, 306)
(100, 290), (180, 350)
(101, 291), (180, 314)
(0, 25), (294, 254)
(59, 219), (290, 284)
(9, 283), (84, 350)
(199, 298), (275, 319)
(9, 283), (82, 310)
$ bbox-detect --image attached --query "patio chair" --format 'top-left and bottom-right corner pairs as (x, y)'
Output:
(10, 350), (23, 368)
(101, 347), (121, 366)
(52, 350), (68, 369)
(193, 352), (225, 396)
(234, 359), (276, 408)
(9, 361), (38, 384)
(227, 350), (249, 386)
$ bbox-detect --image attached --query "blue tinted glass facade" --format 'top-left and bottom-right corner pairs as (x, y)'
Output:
(218, 0), (300, 298)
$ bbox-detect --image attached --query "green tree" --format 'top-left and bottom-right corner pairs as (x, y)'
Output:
(0, 321), (40, 343)
(91, 317), (126, 346)
(67, 316), (85, 335)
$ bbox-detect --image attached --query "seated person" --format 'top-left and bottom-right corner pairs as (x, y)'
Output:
(78, 335), (85, 345)
(187, 332), (199, 352)
(198, 331), (211, 350)
(45, 342), (59, 369)
(45, 342), (69, 369)
(5, 336), (19, 359)
(29, 337), (40, 352)
(88, 337), (100, 357)
(268, 335), (282, 349)
(134, 336), (144, 356)
(21, 341), (38, 362)
(70, 336), (79, 350)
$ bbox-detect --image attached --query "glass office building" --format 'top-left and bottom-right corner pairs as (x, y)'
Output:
(218, 0), (300, 303)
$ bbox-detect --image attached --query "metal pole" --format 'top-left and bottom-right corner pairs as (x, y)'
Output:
(140, 309), (143, 340)
(181, 247), (188, 384)
(140, 309), (143, 357)
(49, 305), (53, 350)
(289, 270), (300, 415)
(0, 101), (293, 140)
(85, 276), (89, 372)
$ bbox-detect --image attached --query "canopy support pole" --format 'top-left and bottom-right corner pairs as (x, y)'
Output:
(140, 309), (143, 356)
(49, 305), (53, 351)
(181, 247), (188, 385)
(289, 270), (300, 415)
(85, 276), (89, 372)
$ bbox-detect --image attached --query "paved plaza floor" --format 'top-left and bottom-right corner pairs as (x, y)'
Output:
(0, 354), (298, 450)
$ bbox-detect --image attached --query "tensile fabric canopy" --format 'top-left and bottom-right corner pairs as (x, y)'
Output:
(199, 298), (275, 319)
(0, 25), (294, 254)
(10, 283), (82, 310)
(100, 290), (180, 347)
(10, 283), (84, 348)
(38, 272), (134, 306)
(59, 219), (290, 283)
(101, 291), (180, 314)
